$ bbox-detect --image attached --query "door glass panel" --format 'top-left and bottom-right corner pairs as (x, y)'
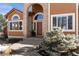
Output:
(34, 22), (36, 31)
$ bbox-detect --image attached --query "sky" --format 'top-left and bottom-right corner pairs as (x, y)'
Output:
(0, 3), (24, 15)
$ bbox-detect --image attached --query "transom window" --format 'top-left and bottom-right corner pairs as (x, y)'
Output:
(12, 14), (20, 21)
(51, 13), (75, 31)
(13, 16), (19, 20)
(35, 14), (43, 21)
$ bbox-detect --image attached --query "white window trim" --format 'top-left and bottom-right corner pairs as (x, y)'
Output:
(51, 13), (75, 32)
(8, 14), (23, 32)
(11, 14), (20, 20)
(8, 36), (24, 38)
(8, 20), (23, 32)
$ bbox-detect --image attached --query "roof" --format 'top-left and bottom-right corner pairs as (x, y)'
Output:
(5, 8), (23, 18)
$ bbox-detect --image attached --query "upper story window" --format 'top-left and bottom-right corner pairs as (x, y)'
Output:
(13, 16), (19, 20)
(51, 13), (75, 32)
(34, 13), (43, 21)
(12, 14), (20, 21)
(9, 14), (23, 31)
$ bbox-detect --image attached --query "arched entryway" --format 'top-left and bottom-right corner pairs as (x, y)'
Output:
(24, 3), (48, 37)
(28, 4), (43, 37)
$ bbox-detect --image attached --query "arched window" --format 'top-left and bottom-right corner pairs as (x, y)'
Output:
(9, 14), (22, 31)
(13, 16), (19, 20)
(35, 14), (43, 21)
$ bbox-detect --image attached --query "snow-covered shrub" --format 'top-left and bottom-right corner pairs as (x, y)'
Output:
(41, 27), (78, 52)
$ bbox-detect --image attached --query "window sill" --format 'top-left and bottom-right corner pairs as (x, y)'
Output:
(9, 30), (23, 32)
(62, 30), (75, 32)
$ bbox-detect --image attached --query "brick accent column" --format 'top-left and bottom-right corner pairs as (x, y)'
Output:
(23, 3), (48, 38)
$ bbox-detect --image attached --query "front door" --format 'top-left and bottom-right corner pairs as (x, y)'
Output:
(33, 21), (42, 37)
(33, 13), (43, 37)
(37, 22), (42, 36)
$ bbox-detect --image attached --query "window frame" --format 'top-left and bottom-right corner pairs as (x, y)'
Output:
(8, 20), (23, 31)
(8, 14), (23, 31)
(51, 13), (75, 32)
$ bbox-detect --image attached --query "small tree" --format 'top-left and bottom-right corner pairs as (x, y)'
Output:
(0, 14), (7, 39)
(0, 14), (7, 29)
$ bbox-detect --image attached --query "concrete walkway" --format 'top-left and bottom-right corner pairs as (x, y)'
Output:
(19, 37), (43, 45)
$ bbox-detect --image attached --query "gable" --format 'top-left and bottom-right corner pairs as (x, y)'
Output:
(5, 9), (23, 21)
